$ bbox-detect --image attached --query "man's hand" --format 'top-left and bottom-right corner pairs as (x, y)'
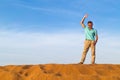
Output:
(93, 41), (97, 46)
(84, 14), (88, 18)
(80, 14), (88, 28)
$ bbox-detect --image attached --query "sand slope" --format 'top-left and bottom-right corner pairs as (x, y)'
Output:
(0, 64), (120, 80)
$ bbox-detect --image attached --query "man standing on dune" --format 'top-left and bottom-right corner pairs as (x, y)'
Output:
(79, 14), (98, 64)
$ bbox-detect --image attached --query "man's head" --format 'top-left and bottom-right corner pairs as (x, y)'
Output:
(87, 21), (93, 29)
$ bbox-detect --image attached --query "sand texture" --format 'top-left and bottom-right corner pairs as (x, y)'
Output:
(0, 64), (120, 80)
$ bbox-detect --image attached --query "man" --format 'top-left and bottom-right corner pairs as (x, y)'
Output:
(79, 14), (98, 64)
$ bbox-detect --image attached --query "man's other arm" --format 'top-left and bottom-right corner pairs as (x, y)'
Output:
(94, 34), (98, 45)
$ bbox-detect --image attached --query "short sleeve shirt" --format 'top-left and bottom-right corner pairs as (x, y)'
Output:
(84, 26), (98, 41)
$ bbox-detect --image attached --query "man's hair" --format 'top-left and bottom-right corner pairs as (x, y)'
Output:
(87, 21), (93, 24)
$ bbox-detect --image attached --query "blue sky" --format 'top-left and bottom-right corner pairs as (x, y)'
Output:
(0, 0), (120, 65)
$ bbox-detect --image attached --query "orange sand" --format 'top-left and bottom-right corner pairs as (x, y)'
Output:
(0, 64), (120, 80)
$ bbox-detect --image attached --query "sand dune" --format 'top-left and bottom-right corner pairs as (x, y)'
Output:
(0, 64), (120, 80)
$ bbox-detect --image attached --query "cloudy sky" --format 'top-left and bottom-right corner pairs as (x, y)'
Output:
(0, 0), (120, 65)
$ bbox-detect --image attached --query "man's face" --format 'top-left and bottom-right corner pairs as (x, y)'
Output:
(88, 23), (93, 29)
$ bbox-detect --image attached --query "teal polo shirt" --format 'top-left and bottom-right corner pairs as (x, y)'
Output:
(84, 26), (97, 41)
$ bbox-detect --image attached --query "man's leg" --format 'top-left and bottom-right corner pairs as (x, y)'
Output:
(91, 41), (96, 64)
(80, 40), (90, 63)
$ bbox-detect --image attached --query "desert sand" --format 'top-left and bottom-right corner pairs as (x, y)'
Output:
(0, 64), (120, 80)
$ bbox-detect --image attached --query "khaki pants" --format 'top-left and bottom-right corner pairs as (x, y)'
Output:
(80, 40), (96, 64)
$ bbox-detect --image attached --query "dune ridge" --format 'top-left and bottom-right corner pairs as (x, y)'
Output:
(0, 64), (120, 80)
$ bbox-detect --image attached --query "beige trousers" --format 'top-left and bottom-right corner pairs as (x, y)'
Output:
(80, 40), (96, 64)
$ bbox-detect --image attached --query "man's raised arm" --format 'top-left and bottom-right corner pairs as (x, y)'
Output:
(80, 14), (88, 28)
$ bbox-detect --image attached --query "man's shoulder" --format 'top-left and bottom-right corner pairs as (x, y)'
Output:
(93, 28), (98, 35)
(93, 28), (97, 31)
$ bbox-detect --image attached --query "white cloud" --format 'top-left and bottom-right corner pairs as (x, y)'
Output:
(14, 4), (81, 17)
(0, 30), (84, 65)
(0, 30), (120, 65)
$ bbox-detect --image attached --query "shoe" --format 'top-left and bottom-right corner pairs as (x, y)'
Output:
(78, 62), (83, 64)
(91, 63), (96, 64)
